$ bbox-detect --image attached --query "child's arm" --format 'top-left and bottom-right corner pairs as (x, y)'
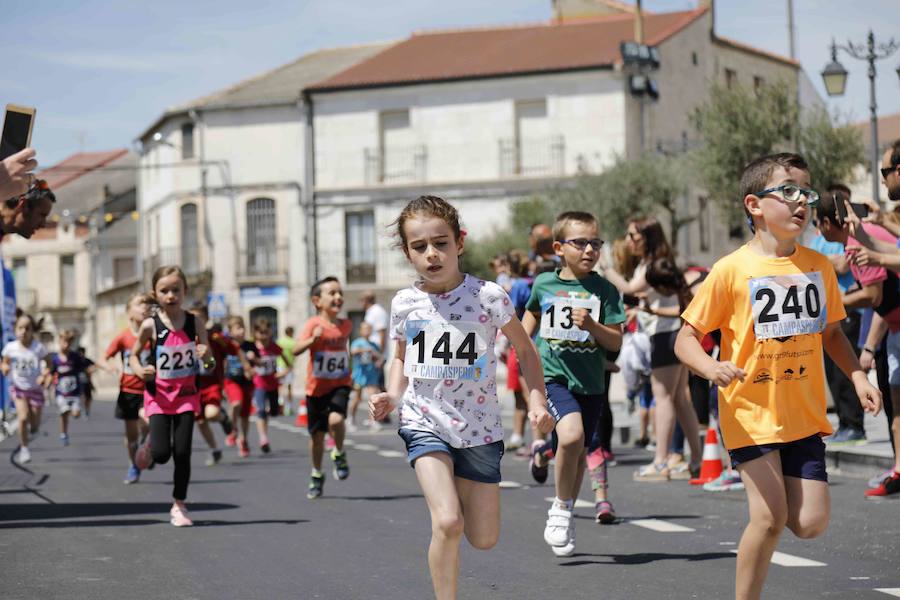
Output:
(195, 318), (212, 366)
(39, 357), (52, 388)
(603, 267), (649, 296)
(823, 321), (882, 416)
(0, 356), (9, 377)
(849, 246), (900, 273)
(675, 323), (746, 387)
(521, 310), (539, 338)
(843, 281), (882, 309)
(293, 326), (323, 356)
(369, 340), (407, 421)
(130, 319), (156, 380)
(860, 311), (888, 371)
(572, 309), (623, 352)
(502, 315), (554, 434)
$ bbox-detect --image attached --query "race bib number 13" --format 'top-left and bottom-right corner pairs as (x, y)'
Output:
(540, 297), (601, 342)
(749, 272), (826, 340)
(404, 321), (488, 381)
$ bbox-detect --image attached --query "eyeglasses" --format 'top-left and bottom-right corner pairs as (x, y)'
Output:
(882, 165), (897, 180)
(562, 238), (604, 251)
(754, 184), (819, 207)
(627, 231), (641, 240)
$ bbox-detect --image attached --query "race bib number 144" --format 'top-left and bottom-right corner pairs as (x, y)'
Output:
(404, 321), (488, 381)
(749, 272), (826, 340)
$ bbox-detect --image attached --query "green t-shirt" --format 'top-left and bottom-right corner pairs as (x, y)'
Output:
(525, 270), (626, 394)
(276, 335), (296, 369)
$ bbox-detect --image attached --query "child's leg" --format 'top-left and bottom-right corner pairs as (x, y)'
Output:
(328, 410), (345, 452)
(149, 415), (173, 465)
(348, 387), (361, 425)
(554, 413), (586, 502)
(672, 365), (702, 463)
(60, 411), (69, 436)
(15, 398), (29, 447)
(414, 452), (465, 600)
(309, 431), (325, 470)
(171, 412), (194, 501)
(735, 452), (789, 600)
(650, 365), (680, 466)
(197, 419), (218, 450)
(784, 476), (830, 539)
(124, 419), (140, 464)
(256, 414), (269, 440)
(456, 477), (501, 549)
(512, 390), (527, 440)
(30, 404), (42, 434)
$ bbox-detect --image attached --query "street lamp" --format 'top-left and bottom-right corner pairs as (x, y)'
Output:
(821, 32), (900, 203)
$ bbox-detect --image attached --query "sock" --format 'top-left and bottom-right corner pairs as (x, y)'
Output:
(555, 497), (573, 511)
(311, 468), (323, 477)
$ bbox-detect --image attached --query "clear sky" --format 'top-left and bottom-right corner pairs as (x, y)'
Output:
(3, 0), (899, 166)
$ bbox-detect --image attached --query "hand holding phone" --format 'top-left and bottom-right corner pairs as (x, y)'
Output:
(1, 105), (36, 161)
(0, 148), (37, 200)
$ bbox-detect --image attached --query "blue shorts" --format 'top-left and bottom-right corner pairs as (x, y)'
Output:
(728, 434), (827, 482)
(546, 381), (602, 449)
(398, 428), (504, 484)
(253, 388), (279, 419)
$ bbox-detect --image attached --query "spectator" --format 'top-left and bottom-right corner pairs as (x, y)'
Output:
(1, 176), (54, 240)
(0, 149), (38, 202)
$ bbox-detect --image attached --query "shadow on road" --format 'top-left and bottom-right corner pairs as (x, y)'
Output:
(0, 518), (167, 529)
(560, 551), (735, 567)
(330, 493), (424, 501)
(140, 479), (243, 485)
(0, 502), (238, 521)
(194, 518), (309, 527)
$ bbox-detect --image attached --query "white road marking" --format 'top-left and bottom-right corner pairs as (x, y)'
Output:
(718, 541), (737, 546)
(499, 481), (522, 489)
(729, 550), (825, 567)
(543, 497), (594, 509)
(342, 439), (356, 447)
(849, 577), (871, 580)
(629, 519), (695, 533)
(875, 589), (900, 597)
(376, 450), (405, 458)
(354, 443), (379, 451)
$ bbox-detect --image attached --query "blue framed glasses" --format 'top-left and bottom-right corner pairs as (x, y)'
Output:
(754, 184), (819, 207)
(562, 238), (604, 250)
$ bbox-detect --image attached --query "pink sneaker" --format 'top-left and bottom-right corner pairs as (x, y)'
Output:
(135, 440), (153, 470)
(170, 503), (194, 527)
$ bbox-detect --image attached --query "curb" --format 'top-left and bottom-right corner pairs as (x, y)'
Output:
(825, 446), (893, 477)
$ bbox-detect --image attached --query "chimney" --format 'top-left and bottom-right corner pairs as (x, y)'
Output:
(552, 0), (634, 24)
(698, 0), (715, 35)
(634, 0), (643, 42)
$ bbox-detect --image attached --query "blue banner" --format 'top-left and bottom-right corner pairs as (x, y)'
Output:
(0, 264), (16, 414)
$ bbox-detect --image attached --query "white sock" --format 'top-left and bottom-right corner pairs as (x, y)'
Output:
(555, 497), (573, 510)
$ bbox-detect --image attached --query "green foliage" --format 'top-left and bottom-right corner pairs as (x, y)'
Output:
(798, 106), (866, 191)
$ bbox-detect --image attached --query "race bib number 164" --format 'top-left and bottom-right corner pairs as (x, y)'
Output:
(749, 272), (826, 340)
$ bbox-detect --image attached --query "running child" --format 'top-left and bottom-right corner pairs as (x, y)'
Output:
(49, 329), (93, 446)
(131, 266), (214, 527)
(103, 292), (153, 484)
(190, 303), (239, 466)
(251, 317), (287, 454)
(2, 313), (49, 464)
(223, 316), (256, 457)
(370, 196), (553, 600)
(675, 153), (881, 600)
(522, 210), (625, 557)
(294, 278), (353, 499)
(76, 346), (95, 418)
(347, 321), (382, 430)
(277, 326), (297, 415)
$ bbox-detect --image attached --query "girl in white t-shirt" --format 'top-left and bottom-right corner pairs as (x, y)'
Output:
(1, 313), (49, 464)
(370, 195), (553, 600)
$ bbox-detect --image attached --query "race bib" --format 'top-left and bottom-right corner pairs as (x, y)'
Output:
(58, 375), (78, 394)
(14, 357), (39, 378)
(255, 355), (278, 377)
(155, 343), (198, 380)
(123, 349), (151, 376)
(225, 354), (244, 378)
(312, 351), (349, 379)
(540, 297), (601, 342)
(404, 321), (489, 381)
(749, 272), (826, 340)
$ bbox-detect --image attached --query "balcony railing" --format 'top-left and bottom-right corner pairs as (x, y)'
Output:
(145, 246), (209, 278)
(364, 145), (427, 185)
(498, 135), (565, 178)
(318, 248), (414, 289)
(237, 244), (289, 282)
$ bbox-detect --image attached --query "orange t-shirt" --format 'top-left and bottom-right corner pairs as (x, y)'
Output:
(302, 316), (352, 397)
(681, 244), (844, 450)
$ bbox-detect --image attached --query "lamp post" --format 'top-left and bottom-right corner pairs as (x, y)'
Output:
(821, 31), (900, 203)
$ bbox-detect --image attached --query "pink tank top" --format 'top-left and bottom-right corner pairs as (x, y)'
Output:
(144, 313), (200, 417)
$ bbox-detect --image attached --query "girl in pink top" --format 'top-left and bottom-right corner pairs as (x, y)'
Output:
(131, 266), (213, 527)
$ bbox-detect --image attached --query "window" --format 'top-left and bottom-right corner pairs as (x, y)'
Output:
(698, 197), (710, 252)
(725, 68), (737, 89)
(692, 51), (698, 66)
(346, 211), (376, 284)
(374, 110), (423, 183)
(60, 254), (75, 306)
(246, 198), (277, 275)
(754, 76), (765, 92)
(113, 256), (136, 283)
(181, 123), (195, 160)
(501, 99), (563, 176)
(180, 203), (199, 274)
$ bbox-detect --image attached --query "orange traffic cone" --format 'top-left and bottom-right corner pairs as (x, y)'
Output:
(689, 427), (723, 485)
(294, 397), (308, 428)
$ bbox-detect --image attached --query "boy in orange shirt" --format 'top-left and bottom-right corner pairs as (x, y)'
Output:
(675, 153), (881, 600)
(294, 277), (352, 499)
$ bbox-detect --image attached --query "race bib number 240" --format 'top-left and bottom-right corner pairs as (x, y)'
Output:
(749, 272), (826, 340)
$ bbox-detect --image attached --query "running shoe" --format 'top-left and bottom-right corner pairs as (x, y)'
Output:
(633, 436), (649, 448)
(221, 414), (234, 436)
(307, 472), (325, 499)
(239, 439), (250, 458)
(261, 442), (271, 454)
(669, 461), (700, 481)
(60, 433), (69, 446)
(205, 449), (223, 467)
(530, 441), (549, 484)
(866, 471), (900, 498)
(595, 499), (616, 524)
(17, 446), (31, 464)
(225, 432), (237, 447)
(633, 462), (670, 482)
(551, 523), (575, 557)
(601, 448), (617, 467)
(170, 504), (194, 527)
(702, 470), (744, 492)
(507, 433), (524, 452)
(135, 439), (153, 470)
(828, 427), (867, 446)
(544, 503), (573, 547)
(124, 465), (140, 485)
(868, 468), (894, 489)
(331, 449), (350, 480)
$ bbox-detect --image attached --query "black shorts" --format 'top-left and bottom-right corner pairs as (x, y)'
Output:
(306, 387), (351, 434)
(650, 330), (680, 369)
(115, 391), (143, 420)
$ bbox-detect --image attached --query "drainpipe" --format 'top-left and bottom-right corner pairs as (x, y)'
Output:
(302, 90), (319, 286)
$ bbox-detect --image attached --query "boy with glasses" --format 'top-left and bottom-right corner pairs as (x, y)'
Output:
(676, 153), (881, 599)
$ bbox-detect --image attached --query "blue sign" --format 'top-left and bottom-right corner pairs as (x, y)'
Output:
(207, 292), (228, 320)
(0, 265), (15, 415)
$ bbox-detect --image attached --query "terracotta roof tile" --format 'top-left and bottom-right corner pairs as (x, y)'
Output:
(308, 8), (706, 91)
(855, 112), (900, 152)
(38, 149), (129, 189)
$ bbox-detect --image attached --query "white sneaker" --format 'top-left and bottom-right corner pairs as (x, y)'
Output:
(17, 446), (31, 464)
(551, 524), (575, 557)
(544, 504), (572, 547)
(507, 433), (524, 451)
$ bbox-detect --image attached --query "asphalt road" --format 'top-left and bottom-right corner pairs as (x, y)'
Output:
(2, 397), (900, 600)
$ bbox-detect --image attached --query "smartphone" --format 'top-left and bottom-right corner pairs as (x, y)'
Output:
(622, 293), (640, 307)
(0, 104), (36, 161)
(850, 203), (869, 219)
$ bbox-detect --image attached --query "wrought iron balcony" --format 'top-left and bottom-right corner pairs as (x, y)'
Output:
(364, 145), (427, 185)
(498, 135), (565, 177)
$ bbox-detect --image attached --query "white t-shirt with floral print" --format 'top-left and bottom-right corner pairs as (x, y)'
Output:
(390, 274), (514, 448)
